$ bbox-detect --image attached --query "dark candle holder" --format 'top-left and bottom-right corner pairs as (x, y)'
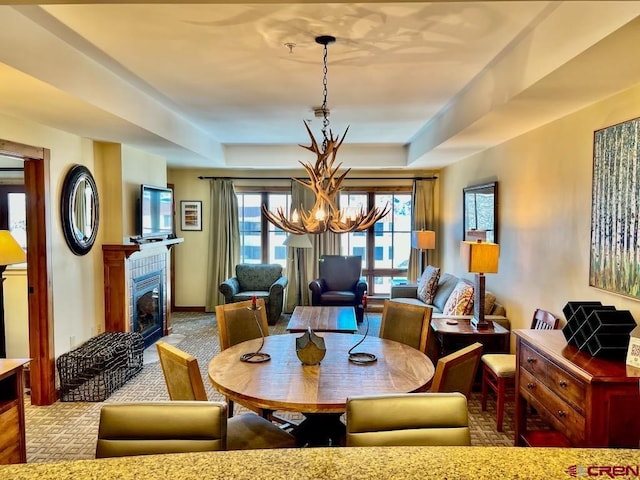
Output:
(240, 305), (271, 363)
(348, 308), (377, 364)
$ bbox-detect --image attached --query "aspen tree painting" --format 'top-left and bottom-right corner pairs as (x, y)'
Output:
(590, 117), (640, 298)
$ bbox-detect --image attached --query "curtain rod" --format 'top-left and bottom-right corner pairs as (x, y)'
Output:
(198, 175), (437, 181)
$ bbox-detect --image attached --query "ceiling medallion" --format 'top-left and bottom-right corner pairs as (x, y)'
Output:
(262, 35), (389, 234)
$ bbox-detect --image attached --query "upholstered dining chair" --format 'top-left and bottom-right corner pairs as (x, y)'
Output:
(215, 298), (269, 351)
(345, 392), (471, 446)
(95, 401), (295, 457)
(430, 342), (483, 400)
(155, 342), (295, 450)
(379, 300), (434, 358)
(481, 308), (560, 431)
(309, 255), (367, 322)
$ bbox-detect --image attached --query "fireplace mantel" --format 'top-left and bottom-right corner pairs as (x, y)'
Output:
(102, 238), (183, 336)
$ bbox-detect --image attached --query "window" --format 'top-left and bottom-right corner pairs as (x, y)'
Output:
(340, 190), (412, 296)
(236, 191), (291, 268)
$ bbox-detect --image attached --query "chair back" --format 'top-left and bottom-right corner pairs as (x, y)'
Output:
(379, 300), (433, 354)
(431, 342), (483, 399)
(95, 401), (227, 458)
(346, 392), (470, 446)
(216, 298), (269, 350)
(318, 255), (362, 291)
(156, 341), (208, 401)
(235, 264), (282, 291)
(531, 308), (560, 330)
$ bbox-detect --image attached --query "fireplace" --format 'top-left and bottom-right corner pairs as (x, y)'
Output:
(132, 271), (164, 348)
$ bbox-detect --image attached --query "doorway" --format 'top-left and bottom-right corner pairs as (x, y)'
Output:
(0, 140), (55, 405)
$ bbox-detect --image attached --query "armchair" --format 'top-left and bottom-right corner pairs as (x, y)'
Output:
(218, 264), (288, 325)
(309, 255), (367, 322)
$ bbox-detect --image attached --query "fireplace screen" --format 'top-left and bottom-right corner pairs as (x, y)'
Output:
(132, 271), (164, 347)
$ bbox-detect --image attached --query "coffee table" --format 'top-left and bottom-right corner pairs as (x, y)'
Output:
(208, 332), (434, 445)
(430, 317), (510, 358)
(286, 306), (358, 333)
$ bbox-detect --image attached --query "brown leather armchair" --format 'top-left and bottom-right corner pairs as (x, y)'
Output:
(308, 255), (367, 322)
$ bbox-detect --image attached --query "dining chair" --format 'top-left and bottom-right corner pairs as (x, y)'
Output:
(480, 308), (560, 431)
(345, 392), (471, 446)
(430, 342), (483, 400)
(155, 342), (296, 450)
(379, 300), (434, 357)
(95, 400), (295, 457)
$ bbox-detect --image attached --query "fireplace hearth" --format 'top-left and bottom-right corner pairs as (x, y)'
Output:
(132, 271), (164, 348)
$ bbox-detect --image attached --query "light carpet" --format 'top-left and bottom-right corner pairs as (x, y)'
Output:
(24, 312), (521, 463)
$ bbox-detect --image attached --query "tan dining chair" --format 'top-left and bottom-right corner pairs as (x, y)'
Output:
(379, 300), (434, 357)
(95, 400), (295, 457)
(155, 342), (295, 450)
(215, 299), (272, 418)
(345, 392), (471, 446)
(481, 308), (560, 431)
(430, 342), (483, 399)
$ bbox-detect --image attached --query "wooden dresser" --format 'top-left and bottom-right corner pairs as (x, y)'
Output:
(514, 330), (640, 447)
(0, 359), (29, 464)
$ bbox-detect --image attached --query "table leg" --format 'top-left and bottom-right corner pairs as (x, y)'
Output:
(294, 413), (345, 447)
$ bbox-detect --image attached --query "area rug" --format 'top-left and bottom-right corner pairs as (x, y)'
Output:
(24, 312), (519, 463)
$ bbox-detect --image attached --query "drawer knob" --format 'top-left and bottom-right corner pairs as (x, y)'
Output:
(559, 380), (568, 388)
(558, 410), (567, 418)
(526, 382), (536, 389)
(526, 357), (536, 364)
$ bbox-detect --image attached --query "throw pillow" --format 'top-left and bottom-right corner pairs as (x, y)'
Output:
(442, 280), (475, 315)
(416, 266), (440, 304)
(484, 291), (497, 315)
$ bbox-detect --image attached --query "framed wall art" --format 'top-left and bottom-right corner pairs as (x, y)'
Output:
(590, 117), (640, 299)
(180, 200), (202, 231)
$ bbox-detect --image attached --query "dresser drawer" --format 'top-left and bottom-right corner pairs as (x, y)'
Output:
(519, 342), (547, 379)
(545, 361), (585, 414)
(519, 368), (585, 444)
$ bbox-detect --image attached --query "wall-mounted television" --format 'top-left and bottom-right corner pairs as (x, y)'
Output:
(137, 184), (174, 239)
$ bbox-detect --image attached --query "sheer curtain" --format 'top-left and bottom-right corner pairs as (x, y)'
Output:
(409, 179), (436, 282)
(205, 179), (239, 312)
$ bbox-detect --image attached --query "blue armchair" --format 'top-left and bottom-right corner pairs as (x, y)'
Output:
(219, 264), (288, 325)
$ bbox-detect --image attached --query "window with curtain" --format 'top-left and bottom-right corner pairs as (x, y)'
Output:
(236, 191), (291, 267)
(339, 190), (412, 296)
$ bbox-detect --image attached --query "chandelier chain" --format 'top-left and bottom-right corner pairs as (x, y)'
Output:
(321, 42), (330, 148)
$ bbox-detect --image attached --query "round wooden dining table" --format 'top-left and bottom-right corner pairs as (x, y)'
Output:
(208, 332), (435, 446)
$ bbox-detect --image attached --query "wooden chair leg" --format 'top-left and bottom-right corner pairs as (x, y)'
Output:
(496, 377), (506, 432)
(481, 365), (490, 411)
(227, 398), (234, 418)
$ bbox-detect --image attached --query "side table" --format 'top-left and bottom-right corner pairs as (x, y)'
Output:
(430, 318), (510, 359)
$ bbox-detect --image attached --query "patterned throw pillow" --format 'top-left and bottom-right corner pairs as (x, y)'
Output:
(484, 291), (497, 315)
(416, 266), (440, 304)
(442, 280), (475, 315)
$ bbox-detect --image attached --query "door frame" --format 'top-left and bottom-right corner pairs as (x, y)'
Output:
(0, 140), (55, 405)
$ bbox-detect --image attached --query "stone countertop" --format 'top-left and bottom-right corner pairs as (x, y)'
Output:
(1, 446), (639, 480)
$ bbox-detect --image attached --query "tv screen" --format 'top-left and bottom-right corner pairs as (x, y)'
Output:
(139, 184), (174, 238)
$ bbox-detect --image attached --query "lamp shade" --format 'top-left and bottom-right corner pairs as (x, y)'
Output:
(461, 240), (499, 274)
(411, 230), (436, 250)
(0, 231), (26, 266)
(283, 234), (313, 249)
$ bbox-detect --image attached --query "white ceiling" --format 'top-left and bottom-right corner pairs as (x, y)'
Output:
(1, 1), (640, 170)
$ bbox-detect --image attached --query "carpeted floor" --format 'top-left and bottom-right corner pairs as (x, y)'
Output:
(24, 312), (521, 463)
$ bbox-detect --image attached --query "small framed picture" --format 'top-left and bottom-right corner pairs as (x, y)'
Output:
(180, 200), (202, 231)
(626, 336), (640, 369)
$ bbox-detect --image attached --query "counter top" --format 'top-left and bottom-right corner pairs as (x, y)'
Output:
(1, 446), (639, 480)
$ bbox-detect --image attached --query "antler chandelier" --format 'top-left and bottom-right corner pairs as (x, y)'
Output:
(262, 35), (389, 234)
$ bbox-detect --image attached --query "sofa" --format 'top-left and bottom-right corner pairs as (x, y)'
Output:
(390, 271), (509, 331)
(218, 264), (288, 325)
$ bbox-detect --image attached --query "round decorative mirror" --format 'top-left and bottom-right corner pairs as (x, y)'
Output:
(60, 165), (99, 256)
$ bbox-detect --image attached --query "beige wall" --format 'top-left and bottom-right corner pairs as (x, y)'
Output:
(440, 83), (640, 342)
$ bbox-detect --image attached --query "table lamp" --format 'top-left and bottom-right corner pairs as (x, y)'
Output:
(461, 239), (499, 330)
(411, 230), (435, 277)
(0, 231), (27, 357)
(283, 234), (313, 306)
